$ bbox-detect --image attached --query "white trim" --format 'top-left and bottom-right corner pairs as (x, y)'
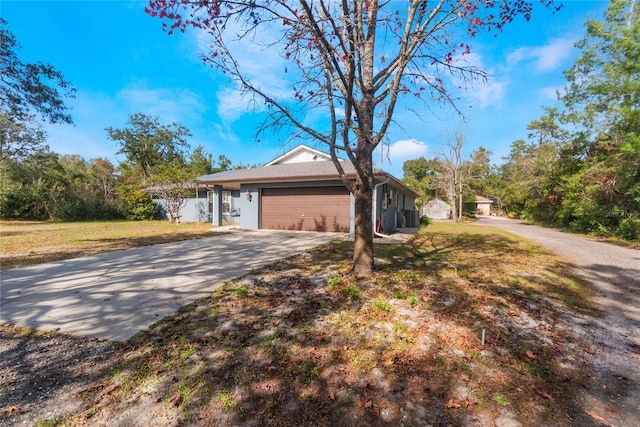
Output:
(264, 144), (331, 166)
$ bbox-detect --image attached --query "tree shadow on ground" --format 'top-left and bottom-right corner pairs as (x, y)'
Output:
(2, 226), (620, 426)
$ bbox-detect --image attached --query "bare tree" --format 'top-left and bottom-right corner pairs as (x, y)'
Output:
(434, 132), (465, 222)
(146, 0), (555, 275)
(148, 166), (195, 223)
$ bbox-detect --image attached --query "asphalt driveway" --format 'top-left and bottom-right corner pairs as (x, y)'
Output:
(0, 229), (344, 341)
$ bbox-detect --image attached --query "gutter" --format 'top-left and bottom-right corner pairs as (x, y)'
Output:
(373, 177), (392, 238)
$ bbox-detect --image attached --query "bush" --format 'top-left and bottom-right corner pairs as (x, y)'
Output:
(419, 216), (430, 227)
(120, 187), (158, 220)
(615, 215), (640, 242)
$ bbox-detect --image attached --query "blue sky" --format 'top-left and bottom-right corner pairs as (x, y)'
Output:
(2, 0), (609, 178)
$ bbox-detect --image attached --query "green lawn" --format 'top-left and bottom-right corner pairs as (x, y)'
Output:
(0, 220), (219, 270)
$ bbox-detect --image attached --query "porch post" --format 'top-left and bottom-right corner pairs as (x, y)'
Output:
(212, 185), (223, 227)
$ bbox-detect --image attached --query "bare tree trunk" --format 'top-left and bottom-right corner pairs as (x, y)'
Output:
(351, 144), (375, 277)
(458, 178), (463, 222)
(353, 184), (374, 276)
(449, 182), (457, 221)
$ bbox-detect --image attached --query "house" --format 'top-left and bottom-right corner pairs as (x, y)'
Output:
(475, 195), (494, 216)
(196, 144), (419, 234)
(421, 198), (451, 220)
(152, 188), (212, 223)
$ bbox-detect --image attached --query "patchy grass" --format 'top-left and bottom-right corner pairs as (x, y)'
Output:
(4, 222), (600, 426)
(0, 220), (222, 270)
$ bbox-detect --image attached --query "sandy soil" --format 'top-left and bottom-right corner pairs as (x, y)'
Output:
(475, 216), (640, 427)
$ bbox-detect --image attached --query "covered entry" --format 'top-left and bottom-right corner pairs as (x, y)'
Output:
(260, 187), (350, 232)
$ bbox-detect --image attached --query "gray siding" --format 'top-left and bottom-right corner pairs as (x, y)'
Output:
(163, 179), (416, 232)
(374, 182), (418, 233)
(155, 197), (210, 223)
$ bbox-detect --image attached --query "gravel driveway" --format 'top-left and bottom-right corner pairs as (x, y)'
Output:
(476, 216), (640, 426)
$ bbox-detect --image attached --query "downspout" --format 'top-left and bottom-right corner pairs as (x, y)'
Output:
(373, 176), (391, 238)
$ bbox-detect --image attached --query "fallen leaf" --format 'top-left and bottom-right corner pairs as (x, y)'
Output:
(526, 350), (536, 359)
(328, 391), (336, 400)
(461, 374), (470, 382)
(364, 400), (372, 408)
(99, 384), (117, 398)
(1, 406), (21, 416)
(446, 399), (462, 409)
(467, 398), (479, 406)
(260, 383), (275, 392)
(170, 393), (182, 406)
(585, 410), (608, 424)
(535, 388), (555, 402)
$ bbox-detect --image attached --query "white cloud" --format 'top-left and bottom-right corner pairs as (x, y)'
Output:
(507, 36), (575, 72)
(42, 84), (209, 162)
(116, 86), (204, 123)
(213, 121), (241, 144)
(387, 139), (428, 161)
(45, 122), (115, 161)
(216, 87), (257, 121)
(193, 21), (294, 122)
(373, 138), (428, 175)
(470, 80), (508, 109)
(454, 51), (508, 109)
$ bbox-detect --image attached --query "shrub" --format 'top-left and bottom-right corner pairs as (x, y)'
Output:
(615, 215), (640, 242)
(120, 187), (158, 220)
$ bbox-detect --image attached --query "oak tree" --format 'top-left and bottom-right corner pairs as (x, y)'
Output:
(146, 0), (556, 275)
(0, 19), (76, 160)
(106, 112), (191, 182)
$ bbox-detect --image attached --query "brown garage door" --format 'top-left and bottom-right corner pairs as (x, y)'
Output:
(261, 187), (351, 232)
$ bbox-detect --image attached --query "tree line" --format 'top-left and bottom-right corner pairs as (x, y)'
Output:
(0, 111), (236, 221)
(403, 0), (640, 243)
(0, 18), (239, 222)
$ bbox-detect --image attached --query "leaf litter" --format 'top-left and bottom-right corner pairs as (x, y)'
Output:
(0, 224), (618, 426)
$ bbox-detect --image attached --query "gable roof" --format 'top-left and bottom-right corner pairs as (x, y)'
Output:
(196, 145), (419, 197)
(475, 195), (494, 203)
(197, 159), (357, 186)
(264, 144), (332, 166)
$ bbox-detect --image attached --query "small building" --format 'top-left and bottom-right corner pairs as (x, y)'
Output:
(196, 144), (419, 234)
(475, 195), (494, 216)
(421, 198), (451, 220)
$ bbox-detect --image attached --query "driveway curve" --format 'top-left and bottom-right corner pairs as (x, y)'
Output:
(476, 216), (639, 426)
(0, 229), (344, 342)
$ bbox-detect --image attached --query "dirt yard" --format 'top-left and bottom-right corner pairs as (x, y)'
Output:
(1, 221), (637, 426)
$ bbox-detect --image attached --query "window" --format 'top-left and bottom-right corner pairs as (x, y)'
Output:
(207, 191), (214, 214)
(222, 191), (231, 213)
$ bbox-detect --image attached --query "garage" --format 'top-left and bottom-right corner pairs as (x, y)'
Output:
(261, 187), (351, 232)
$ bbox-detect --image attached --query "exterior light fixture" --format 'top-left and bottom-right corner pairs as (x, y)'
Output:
(246, 190), (252, 202)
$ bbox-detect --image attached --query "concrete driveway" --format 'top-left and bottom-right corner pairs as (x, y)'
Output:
(0, 229), (344, 341)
